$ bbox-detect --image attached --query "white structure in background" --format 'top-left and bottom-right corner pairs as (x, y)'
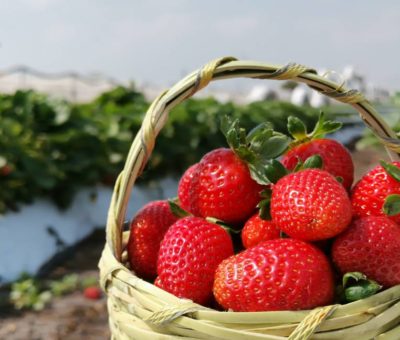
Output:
(0, 178), (178, 283)
(244, 85), (278, 103)
(342, 65), (366, 92)
(0, 66), (121, 102)
(290, 86), (309, 106)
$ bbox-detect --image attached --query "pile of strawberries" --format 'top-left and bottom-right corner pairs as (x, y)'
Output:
(127, 114), (400, 312)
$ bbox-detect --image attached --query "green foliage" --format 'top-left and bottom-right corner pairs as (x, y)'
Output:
(10, 277), (52, 311)
(0, 87), (326, 213)
(9, 273), (98, 311)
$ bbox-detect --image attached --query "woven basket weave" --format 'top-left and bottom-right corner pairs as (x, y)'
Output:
(99, 57), (400, 340)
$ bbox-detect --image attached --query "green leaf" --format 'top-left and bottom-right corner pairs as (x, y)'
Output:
(264, 160), (289, 183)
(168, 200), (191, 218)
(220, 115), (240, 150)
(248, 162), (272, 185)
(380, 161), (400, 182)
(246, 122), (273, 142)
(206, 217), (240, 234)
(302, 155), (323, 170)
(342, 272), (382, 303)
(293, 158), (304, 172)
(258, 198), (271, 220)
(383, 194), (400, 216)
(336, 176), (344, 184)
(310, 112), (342, 139)
(259, 135), (290, 159)
(287, 116), (307, 140)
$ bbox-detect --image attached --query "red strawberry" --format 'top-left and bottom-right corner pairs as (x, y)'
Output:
(178, 163), (199, 212)
(83, 286), (102, 300)
(188, 148), (263, 224)
(183, 116), (291, 224)
(157, 216), (233, 305)
(351, 161), (400, 225)
(282, 139), (354, 190)
(213, 239), (334, 312)
(271, 169), (352, 241)
(127, 200), (179, 280)
(332, 216), (400, 288)
(241, 213), (280, 248)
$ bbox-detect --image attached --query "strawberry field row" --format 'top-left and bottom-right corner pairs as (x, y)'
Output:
(0, 86), (349, 214)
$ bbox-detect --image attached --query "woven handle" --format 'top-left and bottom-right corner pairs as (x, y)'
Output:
(106, 56), (400, 259)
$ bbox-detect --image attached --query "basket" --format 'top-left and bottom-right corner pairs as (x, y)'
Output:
(99, 57), (400, 340)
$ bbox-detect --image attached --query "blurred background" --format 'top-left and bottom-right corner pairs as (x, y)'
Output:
(0, 1), (399, 338)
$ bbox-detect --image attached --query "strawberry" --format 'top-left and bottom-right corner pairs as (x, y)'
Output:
(157, 216), (233, 305)
(271, 168), (352, 241)
(83, 286), (102, 300)
(213, 239), (334, 312)
(188, 148), (263, 224)
(241, 213), (280, 248)
(282, 139), (354, 190)
(185, 117), (291, 224)
(127, 200), (179, 280)
(332, 216), (400, 288)
(351, 161), (400, 225)
(178, 163), (199, 212)
(282, 113), (354, 189)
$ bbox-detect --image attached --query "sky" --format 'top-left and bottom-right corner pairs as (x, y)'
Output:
(0, 0), (400, 90)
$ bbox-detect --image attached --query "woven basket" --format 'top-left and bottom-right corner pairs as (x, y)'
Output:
(99, 57), (400, 340)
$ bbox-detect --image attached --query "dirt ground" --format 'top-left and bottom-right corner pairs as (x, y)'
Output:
(0, 147), (391, 340)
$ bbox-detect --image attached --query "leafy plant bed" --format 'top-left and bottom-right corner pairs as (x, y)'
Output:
(0, 87), (345, 214)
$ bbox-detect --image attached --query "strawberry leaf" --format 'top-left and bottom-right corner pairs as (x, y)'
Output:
(258, 135), (290, 159)
(220, 115), (291, 185)
(248, 161), (272, 185)
(258, 188), (272, 220)
(264, 160), (289, 183)
(383, 194), (400, 216)
(310, 112), (342, 139)
(205, 217), (240, 234)
(302, 154), (323, 170)
(287, 116), (307, 140)
(258, 198), (271, 220)
(246, 122), (273, 144)
(292, 155), (323, 172)
(380, 160), (400, 182)
(342, 272), (382, 302)
(168, 200), (191, 218)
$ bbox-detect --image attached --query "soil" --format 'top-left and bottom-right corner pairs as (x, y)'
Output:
(0, 147), (391, 340)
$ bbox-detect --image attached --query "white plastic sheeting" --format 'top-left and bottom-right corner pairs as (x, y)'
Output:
(0, 178), (178, 283)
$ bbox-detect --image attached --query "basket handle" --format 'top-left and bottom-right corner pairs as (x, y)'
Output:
(106, 57), (400, 260)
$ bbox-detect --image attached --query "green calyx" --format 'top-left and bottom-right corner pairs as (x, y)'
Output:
(380, 160), (400, 182)
(221, 115), (290, 185)
(287, 112), (342, 147)
(293, 154), (324, 172)
(339, 272), (382, 303)
(383, 194), (400, 216)
(205, 217), (241, 234)
(257, 188), (272, 220)
(168, 199), (191, 218)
